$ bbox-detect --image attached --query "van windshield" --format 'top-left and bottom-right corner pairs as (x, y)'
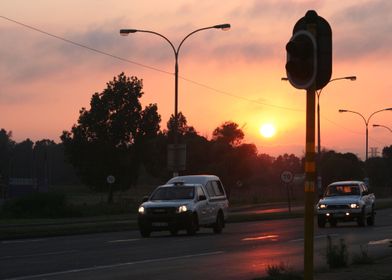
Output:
(150, 187), (195, 201)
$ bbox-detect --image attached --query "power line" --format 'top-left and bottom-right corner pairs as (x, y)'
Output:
(1, 15), (303, 112)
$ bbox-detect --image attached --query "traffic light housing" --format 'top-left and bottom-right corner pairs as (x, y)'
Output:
(287, 10), (332, 90)
(285, 30), (317, 89)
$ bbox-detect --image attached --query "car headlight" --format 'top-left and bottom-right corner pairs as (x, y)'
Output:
(138, 206), (145, 214)
(350, 203), (360, 209)
(318, 204), (327, 209)
(177, 205), (188, 213)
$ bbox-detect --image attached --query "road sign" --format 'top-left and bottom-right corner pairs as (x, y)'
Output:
(106, 175), (115, 184)
(281, 171), (294, 184)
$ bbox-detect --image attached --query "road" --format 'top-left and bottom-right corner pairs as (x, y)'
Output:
(1, 209), (392, 280)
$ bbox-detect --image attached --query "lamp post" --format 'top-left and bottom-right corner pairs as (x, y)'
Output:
(373, 124), (392, 133)
(316, 76), (356, 194)
(120, 24), (230, 176)
(338, 108), (392, 161)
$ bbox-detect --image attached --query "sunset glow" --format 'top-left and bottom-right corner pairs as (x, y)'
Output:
(0, 1), (391, 159)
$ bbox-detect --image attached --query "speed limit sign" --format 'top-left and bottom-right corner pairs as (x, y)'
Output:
(281, 170), (293, 184)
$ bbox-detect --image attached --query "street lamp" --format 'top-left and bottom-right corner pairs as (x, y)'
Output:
(338, 108), (392, 161)
(316, 76), (356, 194)
(373, 124), (392, 133)
(120, 24), (231, 176)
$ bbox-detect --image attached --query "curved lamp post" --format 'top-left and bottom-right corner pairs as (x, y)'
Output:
(339, 107), (392, 161)
(316, 76), (356, 193)
(120, 24), (231, 176)
(373, 124), (392, 133)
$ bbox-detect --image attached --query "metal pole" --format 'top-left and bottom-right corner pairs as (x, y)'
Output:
(316, 93), (321, 196)
(304, 88), (316, 280)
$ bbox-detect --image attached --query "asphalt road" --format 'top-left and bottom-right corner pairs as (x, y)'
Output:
(1, 209), (392, 280)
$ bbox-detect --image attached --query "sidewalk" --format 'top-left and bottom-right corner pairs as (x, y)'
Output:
(315, 255), (392, 280)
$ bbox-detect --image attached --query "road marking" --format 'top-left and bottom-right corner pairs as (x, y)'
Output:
(108, 239), (140, 243)
(242, 234), (279, 241)
(1, 239), (47, 244)
(289, 233), (339, 243)
(4, 251), (225, 280)
(368, 239), (392, 245)
(0, 250), (78, 260)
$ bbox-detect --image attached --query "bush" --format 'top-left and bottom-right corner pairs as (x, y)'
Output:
(352, 244), (374, 265)
(0, 192), (81, 218)
(325, 235), (349, 268)
(253, 262), (303, 280)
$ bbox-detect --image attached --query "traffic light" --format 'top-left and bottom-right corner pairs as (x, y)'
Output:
(290, 10), (332, 90)
(285, 30), (317, 90)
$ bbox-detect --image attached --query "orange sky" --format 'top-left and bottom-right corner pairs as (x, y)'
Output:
(1, 0), (391, 159)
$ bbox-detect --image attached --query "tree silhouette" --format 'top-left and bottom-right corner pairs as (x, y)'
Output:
(212, 121), (244, 147)
(61, 73), (161, 203)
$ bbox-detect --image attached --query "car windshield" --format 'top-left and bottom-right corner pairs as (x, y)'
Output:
(150, 186), (195, 201)
(325, 185), (360, 197)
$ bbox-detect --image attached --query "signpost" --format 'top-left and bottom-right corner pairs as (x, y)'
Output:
(281, 171), (294, 213)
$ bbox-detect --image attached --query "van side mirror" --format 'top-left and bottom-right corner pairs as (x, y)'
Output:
(142, 196), (149, 203)
(198, 195), (207, 201)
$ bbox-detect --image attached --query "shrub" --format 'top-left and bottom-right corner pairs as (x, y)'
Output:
(325, 235), (348, 268)
(352, 244), (374, 265)
(253, 262), (303, 280)
(0, 192), (81, 218)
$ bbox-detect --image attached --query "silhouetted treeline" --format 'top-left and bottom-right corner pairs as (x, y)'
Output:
(1, 74), (391, 202)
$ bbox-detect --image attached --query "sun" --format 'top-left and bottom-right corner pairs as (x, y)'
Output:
(259, 123), (276, 138)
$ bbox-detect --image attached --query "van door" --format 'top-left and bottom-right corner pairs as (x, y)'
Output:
(195, 186), (209, 225)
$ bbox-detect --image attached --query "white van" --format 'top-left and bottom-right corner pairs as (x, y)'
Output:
(137, 175), (229, 237)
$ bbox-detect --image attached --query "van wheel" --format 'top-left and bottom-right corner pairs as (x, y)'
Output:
(186, 214), (198, 236)
(140, 227), (151, 238)
(213, 212), (224, 234)
(170, 228), (178, 236)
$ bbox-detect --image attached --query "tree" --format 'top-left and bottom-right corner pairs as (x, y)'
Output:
(212, 121), (244, 147)
(61, 73), (161, 203)
(0, 129), (15, 191)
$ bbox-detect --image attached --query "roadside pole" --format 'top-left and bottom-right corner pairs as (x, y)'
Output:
(304, 86), (316, 280)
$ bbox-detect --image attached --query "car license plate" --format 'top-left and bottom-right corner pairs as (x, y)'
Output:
(152, 222), (168, 227)
(334, 213), (345, 217)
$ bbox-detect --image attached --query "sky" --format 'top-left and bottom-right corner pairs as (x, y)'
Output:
(0, 0), (391, 159)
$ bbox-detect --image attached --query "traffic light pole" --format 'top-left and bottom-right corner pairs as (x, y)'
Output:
(304, 87), (316, 280)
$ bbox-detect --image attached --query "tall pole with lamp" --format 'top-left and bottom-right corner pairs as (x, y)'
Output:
(120, 24), (230, 176)
(338, 108), (392, 161)
(315, 76), (356, 194)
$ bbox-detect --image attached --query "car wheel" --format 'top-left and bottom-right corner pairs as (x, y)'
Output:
(357, 209), (366, 227)
(186, 214), (198, 236)
(213, 212), (224, 234)
(140, 227), (151, 238)
(317, 215), (326, 228)
(367, 207), (375, 226)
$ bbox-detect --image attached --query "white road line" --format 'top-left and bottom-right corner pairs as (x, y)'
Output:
(289, 233), (339, 243)
(0, 250), (79, 260)
(4, 251), (225, 280)
(108, 239), (140, 243)
(1, 239), (47, 244)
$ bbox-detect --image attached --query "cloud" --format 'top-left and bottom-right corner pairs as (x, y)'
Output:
(332, 0), (392, 59)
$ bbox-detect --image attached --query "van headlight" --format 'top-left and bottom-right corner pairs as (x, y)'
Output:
(350, 203), (360, 209)
(318, 204), (327, 209)
(138, 206), (145, 214)
(177, 205), (188, 213)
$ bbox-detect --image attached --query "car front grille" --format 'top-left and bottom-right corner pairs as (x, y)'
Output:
(147, 207), (177, 215)
(326, 205), (349, 210)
